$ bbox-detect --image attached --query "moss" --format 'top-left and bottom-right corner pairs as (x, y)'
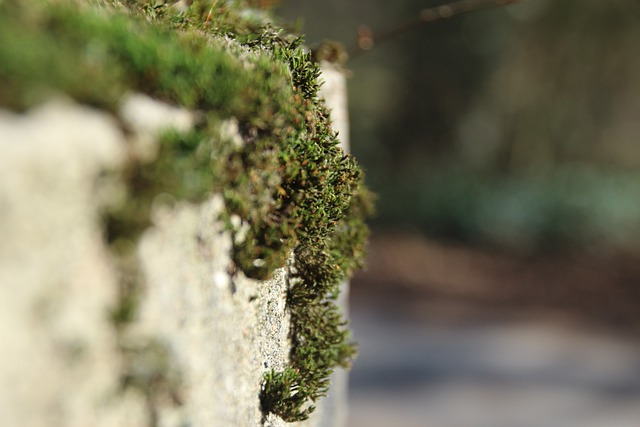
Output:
(260, 187), (372, 421)
(0, 0), (373, 422)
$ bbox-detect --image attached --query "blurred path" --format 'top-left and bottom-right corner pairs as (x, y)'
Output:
(348, 308), (640, 427)
(355, 234), (640, 331)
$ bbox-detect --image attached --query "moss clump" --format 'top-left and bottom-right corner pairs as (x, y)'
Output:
(0, 0), (373, 422)
(0, 0), (293, 115)
(260, 187), (373, 421)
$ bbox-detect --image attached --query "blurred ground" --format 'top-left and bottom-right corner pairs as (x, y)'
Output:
(354, 233), (640, 331)
(274, 1), (640, 425)
(348, 233), (640, 427)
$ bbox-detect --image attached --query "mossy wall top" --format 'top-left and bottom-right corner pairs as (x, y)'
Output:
(0, 0), (372, 422)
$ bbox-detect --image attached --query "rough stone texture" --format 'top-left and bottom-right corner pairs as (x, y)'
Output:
(0, 95), (292, 426)
(134, 195), (290, 427)
(0, 71), (351, 425)
(0, 99), (144, 427)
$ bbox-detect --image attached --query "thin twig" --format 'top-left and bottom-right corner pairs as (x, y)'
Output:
(349, 0), (524, 59)
(203, 0), (219, 29)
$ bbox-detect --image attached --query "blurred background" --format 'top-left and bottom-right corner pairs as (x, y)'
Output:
(276, 0), (640, 426)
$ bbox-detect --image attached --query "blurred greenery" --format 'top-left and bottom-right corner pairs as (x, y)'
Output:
(277, 0), (640, 254)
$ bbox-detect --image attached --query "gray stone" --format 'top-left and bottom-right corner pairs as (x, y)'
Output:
(0, 69), (352, 424)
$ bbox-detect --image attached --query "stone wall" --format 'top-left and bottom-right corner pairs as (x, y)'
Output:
(0, 58), (353, 426)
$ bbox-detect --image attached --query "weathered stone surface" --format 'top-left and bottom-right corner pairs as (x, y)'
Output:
(0, 83), (351, 425)
(0, 54), (356, 427)
(0, 99), (143, 427)
(134, 195), (290, 426)
(0, 97), (290, 427)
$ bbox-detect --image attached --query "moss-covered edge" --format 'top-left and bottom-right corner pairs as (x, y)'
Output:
(0, 0), (373, 422)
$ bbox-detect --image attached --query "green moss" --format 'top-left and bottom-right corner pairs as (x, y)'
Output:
(260, 187), (372, 421)
(0, 0), (373, 422)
